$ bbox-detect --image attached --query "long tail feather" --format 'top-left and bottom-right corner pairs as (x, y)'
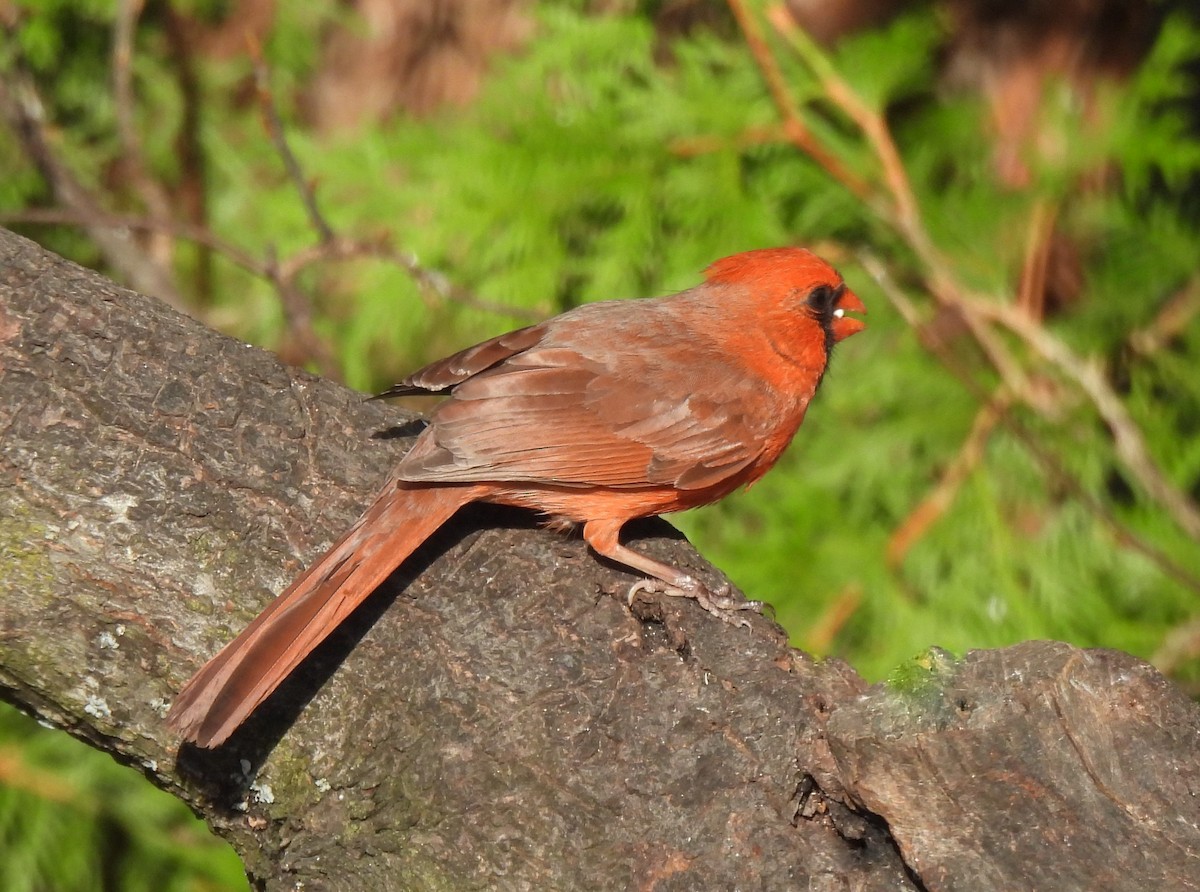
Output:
(167, 482), (480, 747)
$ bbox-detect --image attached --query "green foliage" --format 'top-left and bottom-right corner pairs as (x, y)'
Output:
(1, 1), (1199, 886)
(1111, 15), (1200, 196)
(300, 7), (842, 382)
(0, 703), (247, 891)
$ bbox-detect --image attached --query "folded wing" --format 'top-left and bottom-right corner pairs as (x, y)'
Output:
(395, 305), (773, 492)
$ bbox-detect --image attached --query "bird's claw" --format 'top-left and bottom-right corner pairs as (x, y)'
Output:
(627, 577), (762, 629)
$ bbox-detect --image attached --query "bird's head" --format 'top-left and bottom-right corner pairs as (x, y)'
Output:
(703, 247), (867, 353)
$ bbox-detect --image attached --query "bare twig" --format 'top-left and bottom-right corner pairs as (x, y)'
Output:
(112, 0), (176, 271)
(0, 208), (542, 324)
(0, 208), (263, 276)
(965, 297), (1200, 541)
(240, 49), (545, 374)
(249, 42), (334, 244)
(3, 17), (541, 387)
(860, 251), (1034, 411)
(1128, 277), (1200, 357)
(725, 0), (873, 201)
(1016, 200), (1058, 320)
(1152, 616), (1200, 684)
(669, 124), (789, 157)
(863, 253), (1200, 592)
(112, 0), (142, 166)
(160, 5), (214, 301)
(766, 5), (920, 238)
(765, 5), (1200, 547)
(802, 584), (863, 654)
(0, 35), (185, 309)
(262, 246), (342, 379)
(276, 236), (543, 321)
(763, 4), (1043, 410)
(0, 747), (78, 805)
(887, 390), (1012, 567)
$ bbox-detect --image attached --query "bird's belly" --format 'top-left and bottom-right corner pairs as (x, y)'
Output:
(483, 479), (740, 524)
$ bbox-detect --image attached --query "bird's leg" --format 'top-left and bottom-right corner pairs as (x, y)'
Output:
(582, 519), (763, 627)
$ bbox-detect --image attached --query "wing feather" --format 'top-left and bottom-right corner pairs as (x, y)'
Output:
(396, 301), (775, 490)
(373, 322), (550, 397)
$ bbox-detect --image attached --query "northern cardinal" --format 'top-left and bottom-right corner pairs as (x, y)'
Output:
(168, 247), (866, 747)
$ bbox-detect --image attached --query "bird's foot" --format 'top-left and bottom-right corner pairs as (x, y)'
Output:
(627, 576), (763, 628)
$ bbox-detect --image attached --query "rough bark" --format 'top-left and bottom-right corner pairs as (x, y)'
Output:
(1, 227), (1197, 891)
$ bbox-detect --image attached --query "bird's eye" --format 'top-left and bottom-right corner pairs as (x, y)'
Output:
(804, 284), (841, 316)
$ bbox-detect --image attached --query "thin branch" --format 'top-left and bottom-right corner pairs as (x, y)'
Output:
(863, 252), (1200, 592)
(862, 250), (1033, 408)
(770, 8), (1199, 548)
(0, 208), (542, 324)
(0, 746), (79, 804)
(161, 5), (214, 301)
(1127, 276), (1200, 357)
(244, 49), (342, 375)
(112, 0), (142, 165)
(0, 208), (264, 276)
(725, 0), (873, 201)
(249, 41), (335, 244)
(262, 245), (342, 379)
(964, 297), (1200, 542)
(763, 4), (1040, 405)
(802, 584), (863, 654)
(0, 34), (185, 309)
(1016, 200), (1058, 321)
(766, 5), (920, 239)
(276, 236), (543, 321)
(1152, 616), (1200, 684)
(668, 124), (789, 157)
(887, 390), (1012, 567)
(112, 0), (175, 268)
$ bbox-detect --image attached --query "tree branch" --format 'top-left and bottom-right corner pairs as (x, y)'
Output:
(1, 228), (1196, 891)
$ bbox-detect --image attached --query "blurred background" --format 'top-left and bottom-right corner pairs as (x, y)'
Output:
(1, 0), (1198, 887)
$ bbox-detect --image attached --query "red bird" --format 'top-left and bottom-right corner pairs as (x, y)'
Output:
(168, 247), (866, 747)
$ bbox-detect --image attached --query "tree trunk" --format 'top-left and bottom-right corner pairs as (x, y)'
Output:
(1, 227), (1196, 891)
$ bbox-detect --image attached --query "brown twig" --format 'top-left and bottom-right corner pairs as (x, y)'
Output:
(0, 208), (542, 324)
(668, 124), (789, 158)
(965, 297), (1200, 541)
(725, 0), (873, 202)
(276, 236), (544, 321)
(0, 207), (263, 276)
(1127, 277), (1200, 357)
(861, 251), (1033, 409)
(1151, 616), (1200, 685)
(769, 4), (1200, 548)
(764, 3), (1051, 417)
(3, 17), (539, 385)
(0, 747), (79, 805)
(262, 246), (342, 379)
(1016, 200), (1058, 320)
(764, 4), (920, 239)
(887, 391), (1012, 567)
(249, 41), (335, 245)
(0, 33), (185, 309)
(112, 0), (176, 271)
(802, 584), (863, 654)
(112, 0), (141, 170)
(161, 5), (214, 302)
(863, 252), (1200, 593)
(242, 49), (545, 374)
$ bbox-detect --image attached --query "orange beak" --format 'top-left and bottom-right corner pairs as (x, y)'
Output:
(831, 287), (867, 343)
